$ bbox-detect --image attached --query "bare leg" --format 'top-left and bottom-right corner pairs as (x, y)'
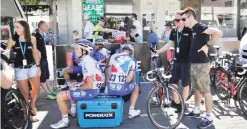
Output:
(63, 67), (72, 82)
(203, 92), (213, 113)
(182, 85), (190, 103)
(172, 83), (180, 103)
(29, 76), (40, 114)
(41, 80), (51, 94)
(129, 85), (139, 107)
(56, 91), (70, 115)
(17, 80), (30, 101)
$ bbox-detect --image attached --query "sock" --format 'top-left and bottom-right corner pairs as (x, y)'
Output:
(205, 112), (213, 121)
(62, 114), (69, 123)
(70, 104), (76, 114)
(129, 106), (135, 113)
(193, 106), (200, 114)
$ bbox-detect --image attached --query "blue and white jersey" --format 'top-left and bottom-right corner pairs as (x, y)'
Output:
(91, 48), (111, 72)
(108, 53), (136, 85)
(79, 55), (104, 89)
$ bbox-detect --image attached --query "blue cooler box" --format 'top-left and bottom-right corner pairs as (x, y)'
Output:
(77, 95), (124, 128)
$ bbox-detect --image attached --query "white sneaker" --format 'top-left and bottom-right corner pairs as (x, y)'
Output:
(68, 111), (76, 118)
(50, 120), (69, 129)
(128, 109), (141, 119)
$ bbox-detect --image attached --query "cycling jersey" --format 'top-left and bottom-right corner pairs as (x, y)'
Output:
(67, 55), (104, 100)
(107, 53), (136, 96)
(79, 55), (105, 89)
(91, 48), (110, 72)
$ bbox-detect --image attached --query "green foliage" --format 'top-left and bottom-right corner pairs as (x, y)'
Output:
(20, 0), (52, 4)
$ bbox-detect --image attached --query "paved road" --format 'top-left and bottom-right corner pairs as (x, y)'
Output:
(33, 82), (246, 129)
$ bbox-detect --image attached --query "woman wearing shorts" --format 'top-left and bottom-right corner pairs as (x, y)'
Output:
(7, 20), (41, 122)
(50, 41), (104, 129)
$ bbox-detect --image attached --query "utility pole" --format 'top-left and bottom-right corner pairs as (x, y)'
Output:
(52, 0), (58, 88)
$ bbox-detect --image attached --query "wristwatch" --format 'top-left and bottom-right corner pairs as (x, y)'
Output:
(36, 64), (40, 67)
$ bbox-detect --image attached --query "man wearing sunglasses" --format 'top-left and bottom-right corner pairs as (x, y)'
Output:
(155, 11), (192, 113)
(93, 17), (119, 43)
(181, 7), (223, 129)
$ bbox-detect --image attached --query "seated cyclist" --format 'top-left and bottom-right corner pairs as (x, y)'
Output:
(91, 37), (111, 89)
(50, 42), (104, 129)
(91, 37), (111, 72)
(107, 44), (140, 119)
(62, 39), (93, 86)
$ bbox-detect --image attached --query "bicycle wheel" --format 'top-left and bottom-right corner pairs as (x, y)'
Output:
(213, 67), (231, 100)
(147, 84), (185, 129)
(209, 68), (215, 84)
(239, 80), (247, 118)
(4, 89), (30, 129)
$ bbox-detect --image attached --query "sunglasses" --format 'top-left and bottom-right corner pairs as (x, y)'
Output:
(174, 19), (181, 22)
(95, 43), (99, 46)
(182, 18), (186, 21)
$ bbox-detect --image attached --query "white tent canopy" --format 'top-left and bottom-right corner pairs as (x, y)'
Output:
(1, 0), (26, 19)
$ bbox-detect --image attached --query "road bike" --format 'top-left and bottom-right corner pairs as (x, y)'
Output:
(146, 47), (185, 129)
(213, 52), (247, 118)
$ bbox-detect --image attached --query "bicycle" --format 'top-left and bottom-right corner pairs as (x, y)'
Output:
(146, 48), (185, 129)
(213, 52), (247, 118)
(1, 49), (31, 129)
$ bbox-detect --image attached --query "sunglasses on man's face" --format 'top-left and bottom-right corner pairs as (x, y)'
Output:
(95, 43), (99, 46)
(174, 19), (181, 22)
(182, 18), (187, 22)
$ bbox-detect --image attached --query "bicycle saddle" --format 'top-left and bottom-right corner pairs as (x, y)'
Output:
(213, 45), (221, 49)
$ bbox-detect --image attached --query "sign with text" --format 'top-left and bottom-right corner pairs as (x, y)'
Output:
(83, 0), (104, 25)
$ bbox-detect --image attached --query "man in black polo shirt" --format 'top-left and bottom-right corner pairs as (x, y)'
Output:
(156, 11), (192, 112)
(181, 8), (222, 129)
(33, 21), (55, 99)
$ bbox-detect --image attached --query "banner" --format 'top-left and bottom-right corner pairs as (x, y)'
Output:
(83, 0), (104, 25)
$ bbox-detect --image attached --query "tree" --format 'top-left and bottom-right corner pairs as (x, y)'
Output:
(19, 0), (52, 5)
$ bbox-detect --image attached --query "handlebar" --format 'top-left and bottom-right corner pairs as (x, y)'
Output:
(145, 68), (172, 82)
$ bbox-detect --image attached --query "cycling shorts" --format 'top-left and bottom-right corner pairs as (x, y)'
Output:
(72, 66), (82, 74)
(107, 82), (136, 96)
(66, 89), (99, 101)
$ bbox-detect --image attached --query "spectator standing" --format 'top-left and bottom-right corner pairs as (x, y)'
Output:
(93, 16), (118, 42)
(131, 13), (143, 42)
(83, 15), (94, 42)
(181, 8), (222, 128)
(155, 11), (192, 113)
(72, 30), (80, 43)
(108, 20), (127, 44)
(32, 21), (56, 100)
(129, 25), (141, 43)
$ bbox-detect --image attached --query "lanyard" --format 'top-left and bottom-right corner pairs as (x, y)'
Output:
(176, 30), (182, 47)
(19, 40), (26, 58)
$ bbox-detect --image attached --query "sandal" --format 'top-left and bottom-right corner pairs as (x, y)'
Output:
(30, 108), (37, 116)
(30, 116), (39, 123)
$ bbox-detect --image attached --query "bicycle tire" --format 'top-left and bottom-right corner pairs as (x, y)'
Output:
(4, 89), (30, 129)
(239, 80), (247, 118)
(147, 84), (185, 129)
(213, 67), (231, 100)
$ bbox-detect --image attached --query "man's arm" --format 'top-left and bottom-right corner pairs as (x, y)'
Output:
(100, 27), (118, 33)
(156, 40), (175, 54)
(31, 36), (40, 65)
(203, 28), (223, 45)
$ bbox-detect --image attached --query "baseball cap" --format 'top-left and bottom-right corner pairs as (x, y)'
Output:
(98, 16), (105, 22)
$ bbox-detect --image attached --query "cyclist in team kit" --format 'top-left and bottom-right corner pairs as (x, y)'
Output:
(107, 44), (141, 119)
(62, 39), (92, 87)
(50, 42), (104, 129)
(91, 37), (111, 90)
